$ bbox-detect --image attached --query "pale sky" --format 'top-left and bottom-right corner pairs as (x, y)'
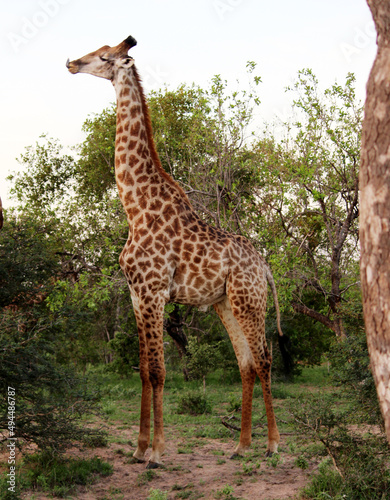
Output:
(0, 0), (376, 208)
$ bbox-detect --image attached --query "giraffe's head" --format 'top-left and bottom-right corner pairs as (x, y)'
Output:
(66, 36), (137, 81)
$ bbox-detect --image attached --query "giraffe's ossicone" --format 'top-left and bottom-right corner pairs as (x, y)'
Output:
(67, 36), (283, 468)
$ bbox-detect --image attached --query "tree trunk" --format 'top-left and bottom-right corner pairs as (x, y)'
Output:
(360, 0), (390, 443)
(164, 304), (190, 381)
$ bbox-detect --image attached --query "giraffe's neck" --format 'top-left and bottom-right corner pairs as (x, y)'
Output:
(113, 66), (188, 227)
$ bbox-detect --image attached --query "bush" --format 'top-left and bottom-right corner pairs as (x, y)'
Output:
(0, 212), (106, 456)
(329, 329), (383, 426)
(288, 329), (390, 499)
(107, 330), (139, 377)
(184, 337), (223, 380)
(177, 390), (212, 415)
(0, 324), (105, 455)
(288, 393), (390, 499)
(266, 295), (334, 379)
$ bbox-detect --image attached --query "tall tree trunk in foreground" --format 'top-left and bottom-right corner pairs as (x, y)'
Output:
(360, 0), (390, 443)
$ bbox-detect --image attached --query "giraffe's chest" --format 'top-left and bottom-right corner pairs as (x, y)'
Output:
(119, 232), (230, 307)
(119, 238), (174, 296)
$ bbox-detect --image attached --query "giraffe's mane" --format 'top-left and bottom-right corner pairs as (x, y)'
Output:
(131, 65), (191, 204)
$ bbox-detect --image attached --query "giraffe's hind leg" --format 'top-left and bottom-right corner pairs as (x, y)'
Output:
(222, 277), (280, 456)
(214, 298), (257, 456)
(255, 344), (280, 456)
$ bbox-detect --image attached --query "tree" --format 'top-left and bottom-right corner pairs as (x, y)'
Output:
(149, 64), (262, 234)
(7, 69), (363, 378)
(254, 70), (362, 339)
(8, 134), (136, 370)
(360, 0), (390, 443)
(0, 212), (60, 308)
(0, 211), (104, 455)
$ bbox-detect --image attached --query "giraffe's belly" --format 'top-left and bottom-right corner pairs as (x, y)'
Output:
(169, 283), (227, 309)
(169, 266), (228, 309)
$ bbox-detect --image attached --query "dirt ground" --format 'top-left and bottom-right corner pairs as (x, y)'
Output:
(15, 425), (312, 500)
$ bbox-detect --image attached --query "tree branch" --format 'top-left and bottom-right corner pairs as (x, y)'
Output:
(292, 301), (336, 333)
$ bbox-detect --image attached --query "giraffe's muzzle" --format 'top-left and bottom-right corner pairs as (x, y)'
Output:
(66, 58), (80, 74)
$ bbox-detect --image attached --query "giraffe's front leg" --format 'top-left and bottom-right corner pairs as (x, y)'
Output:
(147, 361), (166, 468)
(132, 293), (166, 467)
(146, 309), (166, 468)
(131, 292), (152, 463)
(133, 362), (152, 463)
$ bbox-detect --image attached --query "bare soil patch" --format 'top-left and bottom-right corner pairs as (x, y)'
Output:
(16, 426), (312, 500)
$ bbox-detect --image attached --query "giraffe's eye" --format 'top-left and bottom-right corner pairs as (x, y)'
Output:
(100, 56), (109, 62)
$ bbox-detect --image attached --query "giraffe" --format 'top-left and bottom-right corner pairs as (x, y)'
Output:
(67, 36), (284, 469)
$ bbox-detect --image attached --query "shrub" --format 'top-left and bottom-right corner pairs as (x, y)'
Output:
(288, 393), (390, 499)
(184, 337), (223, 380)
(0, 213), (106, 456)
(227, 394), (242, 412)
(329, 329), (383, 426)
(177, 390), (212, 415)
(294, 456), (309, 470)
(299, 458), (342, 499)
(289, 329), (390, 499)
(107, 331), (139, 377)
(0, 326), (105, 455)
(0, 452), (113, 498)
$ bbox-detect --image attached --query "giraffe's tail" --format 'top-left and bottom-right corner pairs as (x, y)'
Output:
(265, 265), (295, 375)
(265, 266), (283, 337)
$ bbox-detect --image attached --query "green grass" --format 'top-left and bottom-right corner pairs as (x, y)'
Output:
(299, 459), (343, 499)
(294, 363), (331, 387)
(91, 364), (335, 458)
(146, 488), (168, 500)
(137, 469), (158, 486)
(0, 452), (113, 498)
(0, 363), (364, 499)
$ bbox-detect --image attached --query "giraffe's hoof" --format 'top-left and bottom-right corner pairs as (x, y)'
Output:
(229, 453), (240, 460)
(146, 461), (163, 469)
(129, 457), (145, 464)
(265, 450), (277, 458)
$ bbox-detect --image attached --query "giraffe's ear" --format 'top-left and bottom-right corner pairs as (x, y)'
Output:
(117, 56), (135, 69)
